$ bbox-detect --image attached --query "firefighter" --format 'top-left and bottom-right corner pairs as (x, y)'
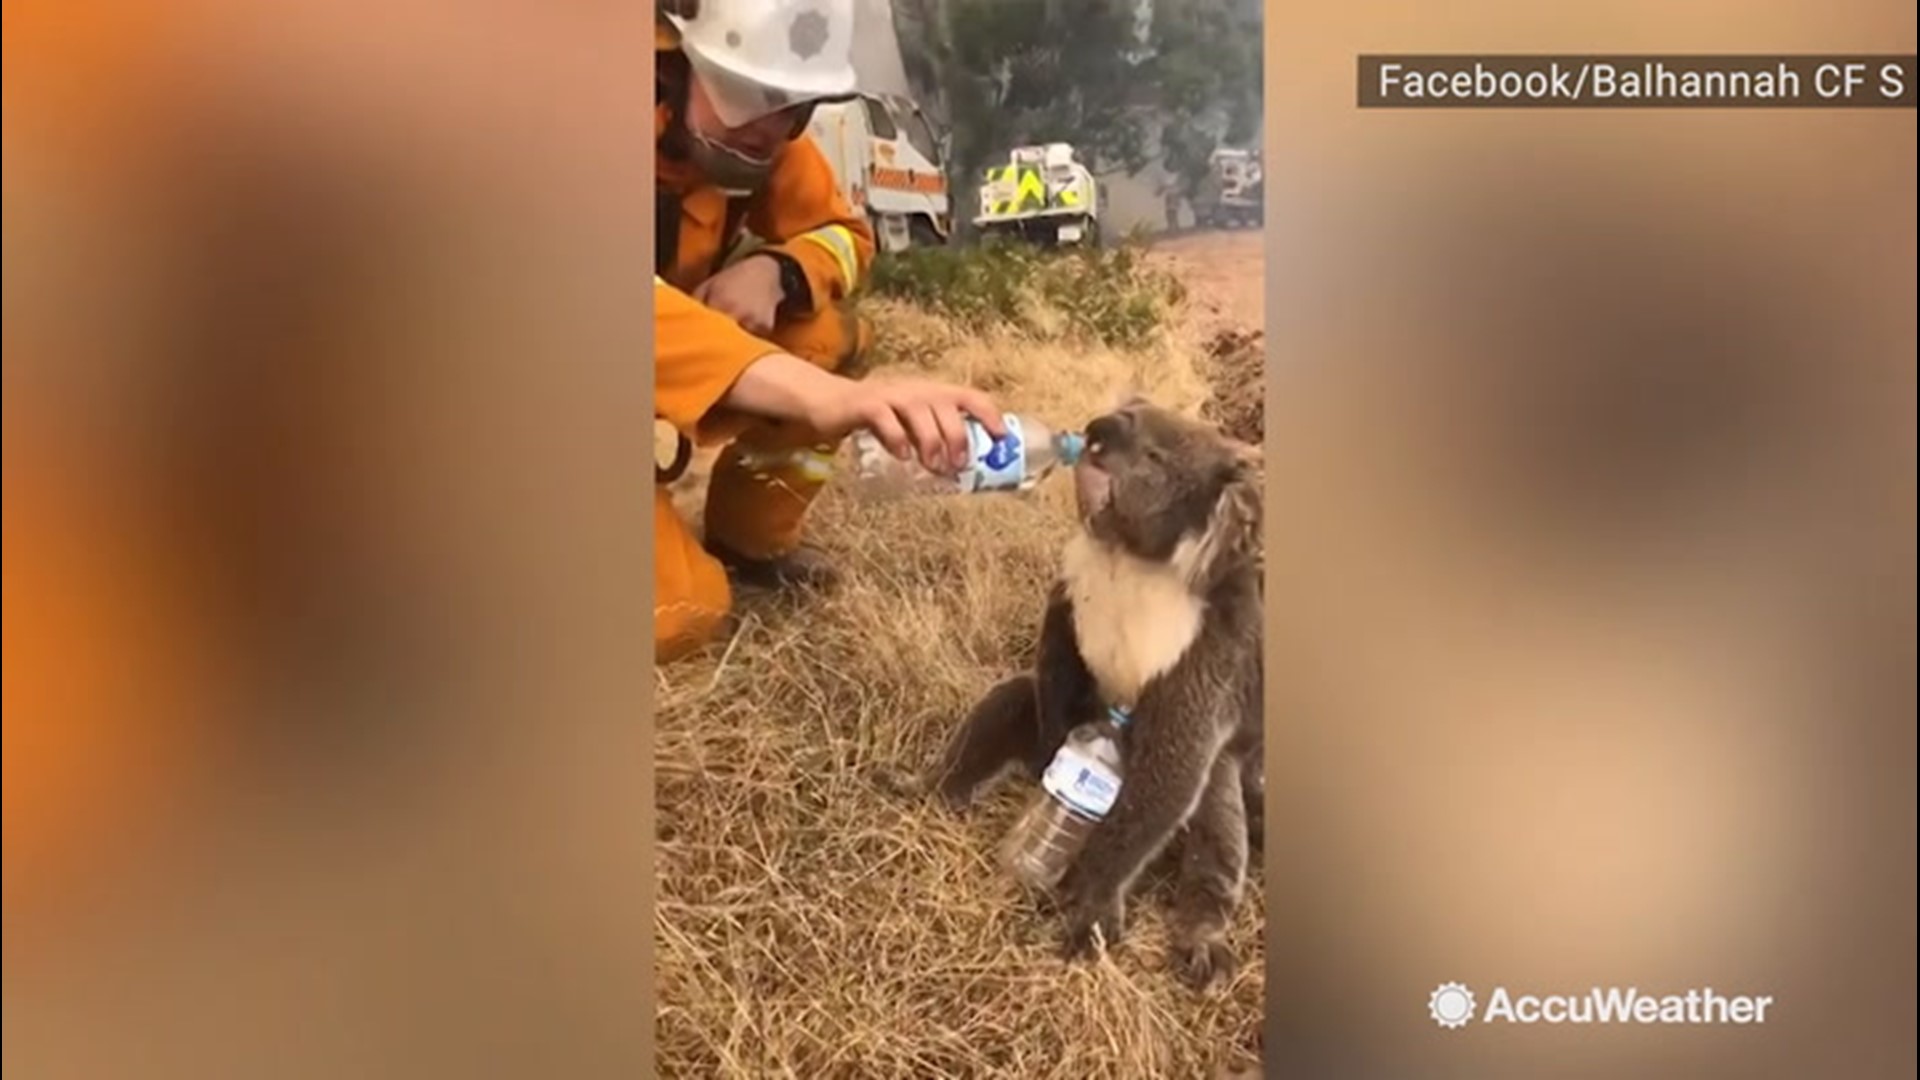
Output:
(655, 0), (893, 595)
(654, 278), (1003, 662)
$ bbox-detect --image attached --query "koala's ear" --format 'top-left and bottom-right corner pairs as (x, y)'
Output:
(1187, 446), (1264, 587)
(1212, 451), (1256, 496)
(1211, 439), (1262, 481)
(1218, 446), (1263, 531)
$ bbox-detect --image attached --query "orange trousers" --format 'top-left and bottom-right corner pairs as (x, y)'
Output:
(655, 301), (870, 663)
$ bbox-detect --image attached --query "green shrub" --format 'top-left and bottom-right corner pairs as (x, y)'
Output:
(863, 240), (1182, 350)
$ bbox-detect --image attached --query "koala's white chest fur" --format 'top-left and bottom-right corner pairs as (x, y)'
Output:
(1060, 533), (1207, 707)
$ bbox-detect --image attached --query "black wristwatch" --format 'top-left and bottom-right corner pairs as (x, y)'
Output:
(763, 250), (813, 317)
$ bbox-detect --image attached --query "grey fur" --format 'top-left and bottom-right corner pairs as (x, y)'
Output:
(926, 401), (1264, 990)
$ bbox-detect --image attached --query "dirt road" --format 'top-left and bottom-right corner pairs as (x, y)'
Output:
(1143, 228), (1267, 443)
(1145, 228), (1266, 339)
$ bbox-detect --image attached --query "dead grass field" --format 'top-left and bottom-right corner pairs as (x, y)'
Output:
(656, 235), (1265, 1079)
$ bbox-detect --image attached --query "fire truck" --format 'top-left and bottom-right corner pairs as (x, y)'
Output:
(806, 92), (952, 254)
(971, 142), (1102, 248)
(1193, 147), (1264, 229)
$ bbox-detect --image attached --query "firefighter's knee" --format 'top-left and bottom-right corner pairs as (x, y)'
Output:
(654, 487), (732, 663)
(702, 437), (831, 562)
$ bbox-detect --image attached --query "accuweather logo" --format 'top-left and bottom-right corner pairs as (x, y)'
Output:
(1429, 983), (1478, 1028)
(1428, 982), (1776, 1029)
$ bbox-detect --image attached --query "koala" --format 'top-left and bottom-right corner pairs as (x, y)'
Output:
(927, 399), (1264, 990)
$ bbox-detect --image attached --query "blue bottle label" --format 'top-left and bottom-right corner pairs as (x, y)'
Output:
(1041, 741), (1122, 819)
(962, 415), (1026, 493)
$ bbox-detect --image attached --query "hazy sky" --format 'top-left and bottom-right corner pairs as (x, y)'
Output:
(850, 0), (913, 97)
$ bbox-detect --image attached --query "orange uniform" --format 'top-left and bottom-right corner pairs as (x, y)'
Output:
(653, 277), (785, 661)
(654, 18), (875, 574)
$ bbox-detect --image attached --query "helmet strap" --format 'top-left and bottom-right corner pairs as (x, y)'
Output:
(686, 129), (774, 197)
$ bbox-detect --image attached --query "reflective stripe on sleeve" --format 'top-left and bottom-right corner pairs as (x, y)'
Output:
(797, 224), (859, 290)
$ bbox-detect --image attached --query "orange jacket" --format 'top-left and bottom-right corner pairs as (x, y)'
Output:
(4, 0), (219, 914)
(654, 19), (875, 312)
(654, 276), (781, 446)
(2, 0), (177, 171)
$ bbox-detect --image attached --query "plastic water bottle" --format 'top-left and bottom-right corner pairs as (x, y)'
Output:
(999, 706), (1131, 892)
(839, 413), (1086, 500)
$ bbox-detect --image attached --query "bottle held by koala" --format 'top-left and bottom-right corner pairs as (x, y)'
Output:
(837, 413), (1086, 500)
(1000, 708), (1130, 892)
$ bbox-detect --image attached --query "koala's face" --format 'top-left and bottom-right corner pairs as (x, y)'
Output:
(1074, 401), (1245, 562)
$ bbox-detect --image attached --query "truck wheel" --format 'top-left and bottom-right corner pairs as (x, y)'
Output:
(871, 213), (920, 254)
(908, 217), (943, 248)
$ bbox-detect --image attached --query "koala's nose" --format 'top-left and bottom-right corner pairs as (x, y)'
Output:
(1086, 413), (1129, 454)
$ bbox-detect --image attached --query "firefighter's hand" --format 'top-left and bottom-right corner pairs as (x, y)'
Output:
(816, 376), (1007, 477)
(723, 355), (1005, 476)
(692, 256), (784, 337)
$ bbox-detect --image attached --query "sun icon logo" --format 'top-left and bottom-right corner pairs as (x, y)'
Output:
(1429, 982), (1476, 1029)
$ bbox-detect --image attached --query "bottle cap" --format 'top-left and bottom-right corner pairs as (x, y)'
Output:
(1057, 431), (1087, 466)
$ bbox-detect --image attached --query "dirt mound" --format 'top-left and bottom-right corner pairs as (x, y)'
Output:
(1146, 228), (1265, 341)
(1200, 327), (1266, 445)
(1142, 228), (1265, 447)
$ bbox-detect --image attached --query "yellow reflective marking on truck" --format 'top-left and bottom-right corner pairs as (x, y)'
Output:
(985, 165), (1049, 216)
(1013, 167), (1046, 211)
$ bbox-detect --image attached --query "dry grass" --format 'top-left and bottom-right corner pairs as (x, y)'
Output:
(656, 288), (1263, 1079)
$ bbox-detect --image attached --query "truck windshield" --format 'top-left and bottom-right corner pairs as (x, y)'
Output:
(861, 97), (898, 141)
(897, 109), (941, 165)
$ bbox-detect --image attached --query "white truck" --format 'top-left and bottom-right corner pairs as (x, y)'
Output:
(972, 143), (1102, 248)
(806, 92), (953, 254)
(1193, 147), (1263, 229)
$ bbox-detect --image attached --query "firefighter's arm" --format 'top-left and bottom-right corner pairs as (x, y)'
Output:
(654, 277), (783, 446)
(656, 279), (1005, 471)
(747, 134), (876, 316)
(656, 275), (887, 446)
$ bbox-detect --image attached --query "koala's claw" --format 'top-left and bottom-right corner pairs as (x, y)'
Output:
(1170, 935), (1237, 991)
(1060, 897), (1126, 961)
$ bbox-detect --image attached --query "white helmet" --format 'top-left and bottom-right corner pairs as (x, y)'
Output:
(665, 0), (858, 129)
